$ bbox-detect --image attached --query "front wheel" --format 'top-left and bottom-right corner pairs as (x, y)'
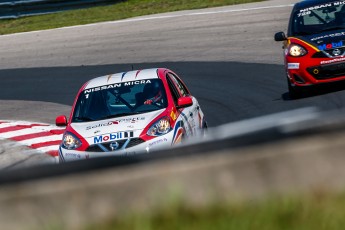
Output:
(202, 122), (208, 137)
(287, 78), (302, 99)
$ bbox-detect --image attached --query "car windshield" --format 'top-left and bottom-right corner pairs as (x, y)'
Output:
(291, 1), (345, 36)
(72, 79), (168, 122)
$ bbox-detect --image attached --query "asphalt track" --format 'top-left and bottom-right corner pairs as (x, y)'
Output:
(3, 0), (345, 165)
(4, 61), (345, 127)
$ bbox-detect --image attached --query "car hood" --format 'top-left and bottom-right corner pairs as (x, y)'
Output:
(298, 29), (345, 50)
(71, 109), (164, 138)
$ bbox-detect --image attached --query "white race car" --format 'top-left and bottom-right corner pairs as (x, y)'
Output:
(56, 68), (207, 162)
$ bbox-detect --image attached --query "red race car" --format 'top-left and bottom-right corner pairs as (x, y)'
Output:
(275, 0), (345, 98)
(56, 68), (207, 162)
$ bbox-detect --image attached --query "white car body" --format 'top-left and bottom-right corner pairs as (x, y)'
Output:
(56, 68), (207, 162)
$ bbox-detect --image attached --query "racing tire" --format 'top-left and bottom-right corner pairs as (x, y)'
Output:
(287, 78), (302, 99)
(202, 122), (208, 137)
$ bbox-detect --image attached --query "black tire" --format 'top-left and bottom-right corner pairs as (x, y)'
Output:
(202, 122), (208, 137)
(287, 78), (302, 99)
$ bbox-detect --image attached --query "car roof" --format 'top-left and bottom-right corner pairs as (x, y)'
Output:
(294, 0), (338, 10)
(84, 68), (163, 90)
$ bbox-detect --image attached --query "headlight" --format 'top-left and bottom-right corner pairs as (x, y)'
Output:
(147, 117), (172, 136)
(288, 44), (307, 57)
(61, 132), (82, 150)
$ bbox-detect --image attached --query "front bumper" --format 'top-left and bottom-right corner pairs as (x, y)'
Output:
(287, 59), (345, 86)
(306, 61), (345, 80)
(59, 133), (174, 162)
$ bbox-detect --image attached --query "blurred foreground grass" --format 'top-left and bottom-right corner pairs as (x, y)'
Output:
(84, 191), (345, 230)
(0, 0), (264, 35)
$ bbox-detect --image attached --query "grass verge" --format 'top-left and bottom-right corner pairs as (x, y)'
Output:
(84, 191), (345, 230)
(0, 0), (264, 35)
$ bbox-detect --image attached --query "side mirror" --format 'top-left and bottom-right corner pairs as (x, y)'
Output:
(274, 32), (287, 41)
(177, 96), (193, 108)
(56, 115), (68, 127)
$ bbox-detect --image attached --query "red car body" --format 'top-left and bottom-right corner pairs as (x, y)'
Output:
(275, 0), (345, 98)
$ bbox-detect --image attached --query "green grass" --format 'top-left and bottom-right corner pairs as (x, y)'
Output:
(0, 0), (264, 35)
(84, 191), (345, 230)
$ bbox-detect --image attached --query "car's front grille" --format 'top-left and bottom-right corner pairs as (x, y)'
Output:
(323, 48), (345, 57)
(312, 48), (345, 58)
(126, 138), (146, 148)
(86, 138), (145, 152)
(307, 62), (345, 80)
(311, 52), (328, 58)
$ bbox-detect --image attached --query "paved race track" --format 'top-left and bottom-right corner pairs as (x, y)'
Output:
(2, 0), (345, 166)
(2, 62), (345, 127)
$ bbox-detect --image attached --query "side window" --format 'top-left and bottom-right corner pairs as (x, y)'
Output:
(166, 75), (180, 105)
(168, 73), (190, 97)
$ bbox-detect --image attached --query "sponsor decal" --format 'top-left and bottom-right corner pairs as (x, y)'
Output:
(93, 131), (134, 144)
(86, 117), (145, 130)
(298, 2), (345, 17)
(65, 153), (81, 159)
(180, 113), (193, 135)
(172, 121), (184, 144)
(297, 11), (311, 17)
(311, 32), (345, 42)
(149, 138), (168, 147)
(84, 80), (152, 94)
(94, 132), (123, 143)
(288, 63), (300, 70)
(298, 3), (331, 14)
(86, 121), (117, 130)
(107, 74), (113, 82)
(170, 110), (177, 121)
(115, 117), (145, 123)
(121, 72), (128, 81)
(321, 57), (345, 64)
(334, 1), (345, 5)
(318, 41), (343, 50)
(135, 70), (142, 78)
(173, 129), (183, 144)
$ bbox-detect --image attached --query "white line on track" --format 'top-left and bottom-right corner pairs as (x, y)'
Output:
(0, 120), (64, 157)
(18, 135), (63, 146)
(0, 123), (16, 128)
(0, 126), (64, 138)
(0, 128), (42, 138)
(1, 4), (294, 37)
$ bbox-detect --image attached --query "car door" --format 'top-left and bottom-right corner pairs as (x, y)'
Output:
(167, 72), (200, 136)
